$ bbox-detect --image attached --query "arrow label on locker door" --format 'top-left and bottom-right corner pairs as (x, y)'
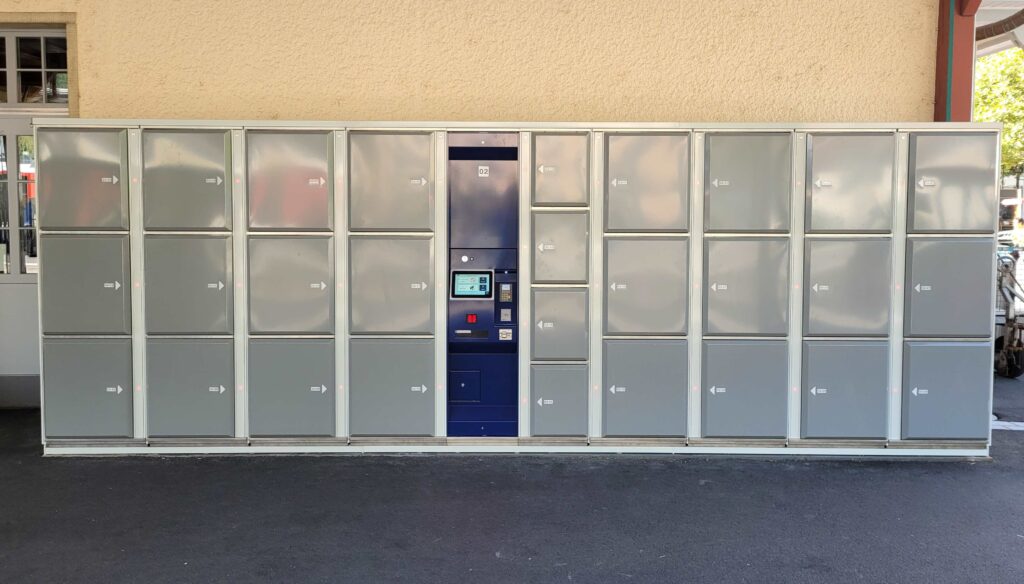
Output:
(309, 281), (327, 291)
(911, 387), (929, 396)
(708, 385), (726, 395)
(101, 175), (119, 184)
(810, 386), (828, 396)
(409, 177), (428, 186)
(538, 165), (556, 174)
(811, 283), (830, 293)
(207, 281), (225, 290)
(711, 179), (730, 188)
(608, 385), (627, 394)
(204, 176), (224, 185)
(536, 398), (554, 406)
(710, 282), (728, 292)
(814, 178), (833, 188)
(609, 282), (628, 292)
(410, 281), (428, 290)
(537, 243), (556, 253)
(537, 320), (554, 330)
(209, 385), (226, 394)
(410, 385), (428, 393)
(103, 281), (122, 291)
(913, 284), (932, 293)
(105, 385), (124, 395)
(309, 385), (327, 394)
(307, 177), (327, 187)
(917, 178), (937, 188)
(611, 178), (628, 188)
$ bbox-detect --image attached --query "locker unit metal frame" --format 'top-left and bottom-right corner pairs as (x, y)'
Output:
(33, 119), (998, 457)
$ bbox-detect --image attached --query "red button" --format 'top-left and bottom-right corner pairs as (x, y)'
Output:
(466, 314), (477, 324)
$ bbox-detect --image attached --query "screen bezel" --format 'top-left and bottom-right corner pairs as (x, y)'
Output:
(450, 270), (495, 299)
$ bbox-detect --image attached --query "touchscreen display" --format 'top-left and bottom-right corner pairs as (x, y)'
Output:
(452, 271), (493, 298)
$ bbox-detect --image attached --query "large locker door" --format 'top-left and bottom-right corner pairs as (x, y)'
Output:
(37, 128), (129, 230)
(531, 365), (588, 437)
(902, 342), (990, 440)
(704, 133), (791, 232)
(142, 130), (231, 230)
(704, 238), (789, 335)
(349, 236), (434, 334)
(145, 235), (233, 334)
(702, 341), (788, 438)
(43, 338), (133, 438)
(349, 132), (434, 231)
(40, 234), (131, 335)
(802, 341), (888, 439)
(248, 339), (335, 436)
(533, 133), (589, 206)
(247, 131), (332, 230)
(248, 236), (334, 334)
(908, 133), (997, 233)
(904, 238), (992, 337)
(804, 239), (891, 336)
(349, 338), (435, 436)
(604, 238), (687, 335)
(806, 133), (894, 233)
(147, 339), (234, 437)
(532, 211), (588, 284)
(603, 340), (687, 437)
(605, 134), (689, 232)
(532, 289), (588, 361)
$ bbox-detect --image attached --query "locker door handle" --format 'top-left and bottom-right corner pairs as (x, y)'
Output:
(813, 178), (832, 188)
(917, 177), (937, 188)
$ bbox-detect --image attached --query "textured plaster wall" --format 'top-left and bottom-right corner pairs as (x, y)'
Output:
(0, 0), (939, 121)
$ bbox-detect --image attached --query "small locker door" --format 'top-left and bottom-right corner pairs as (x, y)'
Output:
(804, 239), (891, 336)
(142, 130), (231, 230)
(604, 238), (687, 335)
(908, 133), (997, 233)
(145, 235), (233, 334)
(531, 365), (588, 437)
(532, 211), (588, 284)
(40, 234), (131, 335)
(248, 236), (334, 334)
(43, 338), (133, 438)
(247, 131), (332, 230)
(704, 239), (789, 336)
(902, 341), (991, 440)
(349, 338), (435, 436)
(704, 133), (791, 232)
(533, 133), (589, 206)
(702, 340), (788, 438)
(248, 339), (335, 436)
(603, 339), (687, 437)
(904, 238), (992, 337)
(806, 133), (894, 232)
(37, 128), (129, 230)
(802, 341), (888, 439)
(349, 132), (434, 231)
(532, 288), (588, 360)
(605, 134), (689, 232)
(349, 236), (434, 334)
(147, 338), (234, 437)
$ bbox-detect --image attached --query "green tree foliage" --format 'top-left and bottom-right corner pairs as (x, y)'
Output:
(975, 48), (1024, 186)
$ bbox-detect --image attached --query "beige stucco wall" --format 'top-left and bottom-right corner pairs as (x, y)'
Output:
(0, 0), (939, 122)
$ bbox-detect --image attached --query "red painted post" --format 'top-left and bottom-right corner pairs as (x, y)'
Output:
(934, 0), (979, 121)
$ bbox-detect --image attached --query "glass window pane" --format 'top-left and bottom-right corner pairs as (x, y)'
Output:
(0, 134), (6, 179)
(18, 182), (36, 228)
(44, 37), (67, 69)
(0, 71), (7, 103)
(19, 228), (37, 274)
(18, 71), (42, 103)
(0, 37), (6, 68)
(0, 230), (9, 274)
(17, 37), (41, 69)
(44, 71), (68, 104)
(17, 135), (33, 181)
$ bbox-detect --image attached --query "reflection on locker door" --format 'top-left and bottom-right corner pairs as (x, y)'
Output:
(43, 338), (132, 438)
(145, 235), (233, 334)
(908, 133), (997, 233)
(532, 211), (588, 283)
(704, 132), (791, 232)
(350, 338), (434, 436)
(247, 131), (332, 229)
(532, 289), (588, 360)
(248, 339), (335, 436)
(806, 133), (894, 232)
(349, 236), (434, 334)
(802, 341), (888, 439)
(603, 340), (687, 437)
(531, 365), (588, 436)
(804, 238), (891, 336)
(533, 133), (589, 206)
(349, 132), (434, 231)
(37, 128), (129, 230)
(605, 134), (689, 232)
(604, 238), (687, 334)
(904, 238), (992, 337)
(702, 340), (787, 438)
(147, 339), (234, 437)
(142, 130), (231, 230)
(40, 234), (131, 334)
(902, 342), (991, 439)
(248, 236), (334, 334)
(704, 238), (789, 335)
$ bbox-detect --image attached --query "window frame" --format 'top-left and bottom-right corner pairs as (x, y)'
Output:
(0, 28), (69, 110)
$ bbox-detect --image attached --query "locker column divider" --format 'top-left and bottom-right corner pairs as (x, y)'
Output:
(987, 128), (1003, 448)
(588, 131), (605, 440)
(127, 127), (147, 440)
(433, 131), (448, 438)
(334, 130), (349, 439)
(887, 132), (909, 442)
(687, 132), (704, 439)
(518, 131), (532, 438)
(786, 132), (806, 441)
(230, 129), (248, 439)
(33, 123), (45, 444)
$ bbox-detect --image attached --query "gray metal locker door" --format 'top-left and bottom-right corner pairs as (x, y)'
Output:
(532, 288), (588, 360)
(904, 238), (992, 337)
(705, 133), (791, 232)
(902, 341), (991, 440)
(702, 340), (788, 438)
(350, 236), (434, 334)
(605, 134), (689, 232)
(37, 128), (129, 230)
(603, 339), (687, 437)
(908, 133), (998, 233)
(40, 234), (131, 334)
(604, 238), (687, 334)
(806, 133), (895, 232)
(349, 338), (434, 436)
(532, 211), (588, 284)
(247, 131), (332, 230)
(531, 365), (588, 436)
(147, 339), (234, 437)
(249, 236), (334, 334)
(801, 341), (888, 439)
(533, 133), (589, 206)
(42, 338), (132, 438)
(248, 339), (335, 436)
(142, 130), (231, 230)
(704, 238), (789, 336)
(804, 238), (891, 336)
(145, 235), (233, 334)
(349, 132), (434, 231)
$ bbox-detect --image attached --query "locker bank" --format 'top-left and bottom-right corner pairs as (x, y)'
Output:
(33, 119), (999, 456)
